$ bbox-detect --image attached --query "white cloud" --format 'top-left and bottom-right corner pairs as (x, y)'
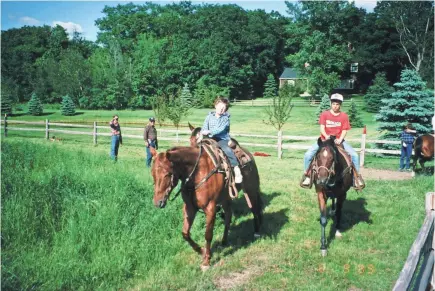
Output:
(351, 0), (377, 12)
(19, 16), (40, 26)
(52, 21), (83, 35)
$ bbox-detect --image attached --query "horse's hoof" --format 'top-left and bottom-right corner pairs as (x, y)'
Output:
(200, 265), (210, 272)
(335, 230), (342, 238)
(321, 249), (327, 257)
(254, 233), (261, 238)
(411, 171), (415, 177)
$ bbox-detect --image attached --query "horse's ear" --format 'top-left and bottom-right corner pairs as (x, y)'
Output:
(150, 147), (158, 158)
(317, 137), (323, 147)
(188, 122), (195, 132)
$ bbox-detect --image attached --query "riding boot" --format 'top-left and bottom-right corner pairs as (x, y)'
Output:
(234, 165), (243, 183)
(300, 169), (313, 189)
(353, 170), (365, 191)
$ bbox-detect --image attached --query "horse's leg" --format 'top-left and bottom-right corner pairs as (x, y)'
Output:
(316, 187), (328, 256)
(202, 203), (217, 268)
(221, 199), (232, 246)
(329, 198), (336, 216)
(182, 203), (201, 255)
(241, 171), (263, 237)
(335, 194), (345, 238)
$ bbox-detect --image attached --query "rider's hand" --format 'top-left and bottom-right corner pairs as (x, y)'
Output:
(334, 138), (342, 145)
(202, 130), (211, 135)
(324, 134), (330, 140)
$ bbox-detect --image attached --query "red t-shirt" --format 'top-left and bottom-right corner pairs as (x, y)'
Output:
(319, 110), (351, 140)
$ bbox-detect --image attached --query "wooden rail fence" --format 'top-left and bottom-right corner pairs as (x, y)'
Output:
(1, 118), (402, 167)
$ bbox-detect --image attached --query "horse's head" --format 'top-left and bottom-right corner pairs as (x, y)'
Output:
(188, 122), (203, 147)
(314, 137), (337, 187)
(151, 148), (179, 208)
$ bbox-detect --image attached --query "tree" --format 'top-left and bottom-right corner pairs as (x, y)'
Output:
(316, 94), (330, 123)
(264, 83), (295, 159)
(1, 89), (13, 116)
(364, 72), (394, 113)
(151, 95), (169, 127)
(376, 69), (434, 149)
(348, 99), (363, 128)
(61, 95), (76, 116)
(179, 83), (193, 107)
(263, 74), (277, 98)
(28, 93), (43, 116)
(166, 93), (190, 141)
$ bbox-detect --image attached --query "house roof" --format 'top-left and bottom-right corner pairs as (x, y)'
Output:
(279, 67), (300, 79)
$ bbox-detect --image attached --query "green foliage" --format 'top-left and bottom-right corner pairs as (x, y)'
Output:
(194, 78), (229, 108)
(28, 93), (43, 116)
(179, 83), (193, 108)
(166, 94), (189, 129)
(264, 83), (294, 131)
(376, 69), (434, 149)
(364, 72), (394, 113)
(151, 95), (169, 126)
(349, 99), (363, 128)
(60, 95), (76, 116)
(1, 91), (13, 116)
(315, 94), (330, 123)
(263, 74), (278, 98)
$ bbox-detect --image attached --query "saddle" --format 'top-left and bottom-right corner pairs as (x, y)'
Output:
(200, 138), (252, 199)
(300, 144), (357, 190)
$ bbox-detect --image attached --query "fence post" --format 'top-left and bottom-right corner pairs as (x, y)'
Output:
(251, 98), (254, 107)
(277, 130), (283, 159)
(4, 114), (8, 137)
(93, 121), (97, 145)
(176, 128), (179, 143)
(360, 125), (366, 168)
(45, 119), (49, 140)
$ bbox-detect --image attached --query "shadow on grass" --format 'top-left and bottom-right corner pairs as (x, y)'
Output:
(414, 166), (434, 176)
(213, 208), (289, 259)
(326, 197), (372, 247)
(230, 191), (280, 218)
(73, 112), (85, 116)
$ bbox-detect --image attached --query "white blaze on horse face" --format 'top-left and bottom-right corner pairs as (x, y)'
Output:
(323, 149), (328, 158)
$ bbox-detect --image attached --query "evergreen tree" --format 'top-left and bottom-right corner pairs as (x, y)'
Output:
(1, 92), (13, 116)
(364, 72), (394, 113)
(28, 93), (43, 116)
(263, 74), (277, 98)
(61, 95), (76, 116)
(179, 83), (193, 108)
(376, 69), (434, 149)
(348, 99), (363, 128)
(316, 94), (330, 123)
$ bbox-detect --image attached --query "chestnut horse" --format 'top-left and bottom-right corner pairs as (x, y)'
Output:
(151, 144), (262, 269)
(312, 137), (352, 256)
(412, 134), (434, 173)
(188, 123), (263, 233)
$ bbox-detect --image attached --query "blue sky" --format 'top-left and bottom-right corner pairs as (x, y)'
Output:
(1, 1), (377, 41)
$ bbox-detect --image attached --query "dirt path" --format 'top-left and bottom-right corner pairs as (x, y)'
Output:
(361, 167), (414, 181)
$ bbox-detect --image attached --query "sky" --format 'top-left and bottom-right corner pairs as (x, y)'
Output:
(1, 0), (377, 42)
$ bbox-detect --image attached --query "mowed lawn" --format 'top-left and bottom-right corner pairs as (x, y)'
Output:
(2, 101), (434, 290)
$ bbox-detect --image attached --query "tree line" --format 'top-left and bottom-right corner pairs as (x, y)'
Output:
(1, 1), (433, 110)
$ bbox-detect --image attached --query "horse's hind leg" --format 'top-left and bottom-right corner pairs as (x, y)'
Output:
(243, 188), (263, 237)
(202, 203), (217, 268)
(182, 204), (201, 255)
(221, 199), (232, 246)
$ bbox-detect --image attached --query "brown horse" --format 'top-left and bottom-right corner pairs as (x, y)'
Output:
(188, 123), (263, 234)
(412, 134), (434, 173)
(151, 146), (232, 269)
(312, 137), (353, 256)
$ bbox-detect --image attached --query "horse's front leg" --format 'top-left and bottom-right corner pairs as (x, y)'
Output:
(202, 203), (217, 269)
(316, 187), (328, 256)
(182, 203), (201, 255)
(335, 195), (345, 238)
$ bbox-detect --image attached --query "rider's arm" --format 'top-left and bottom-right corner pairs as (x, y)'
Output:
(338, 130), (347, 142)
(201, 115), (210, 131)
(210, 117), (229, 136)
(320, 125), (329, 139)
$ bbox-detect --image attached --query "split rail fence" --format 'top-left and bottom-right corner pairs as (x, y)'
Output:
(1, 117), (402, 167)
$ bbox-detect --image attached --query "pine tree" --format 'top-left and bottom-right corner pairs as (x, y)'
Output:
(263, 74), (277, 98)
(316, 94), (330, 123)
(1, 92), (12, 116)
(364, 72), (394, 113)
(28, 93), (43, 116)
(349, 99), (363, 128)
(61, 95), (76, 116)
(180, 83), (193, 108)
(376, 69), (434, 149)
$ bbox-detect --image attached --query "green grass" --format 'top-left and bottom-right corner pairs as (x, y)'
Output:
(2, 103), (434, 290)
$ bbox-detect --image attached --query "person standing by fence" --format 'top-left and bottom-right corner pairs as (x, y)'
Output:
(399, 123), (416, 171)
(144, 117), (158, 167)
(109, 115), (122, 161)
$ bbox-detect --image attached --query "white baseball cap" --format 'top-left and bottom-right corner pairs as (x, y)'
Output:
(330, 93), (344, 102)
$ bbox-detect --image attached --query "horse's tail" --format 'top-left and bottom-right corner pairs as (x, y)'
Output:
(414, 136), (423, 156)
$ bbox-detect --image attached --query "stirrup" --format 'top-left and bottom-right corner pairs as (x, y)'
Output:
(353, 175), (365, 191)
(300, 174), (312, 189)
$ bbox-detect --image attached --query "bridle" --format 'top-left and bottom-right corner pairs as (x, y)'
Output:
(312, 146), (336, 186)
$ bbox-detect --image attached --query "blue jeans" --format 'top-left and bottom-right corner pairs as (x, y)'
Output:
(146, 140), (156, 167)
(217, 139), (238, 167)
(111, 135), (120, 161)
(304, 140), (360, 172)
(400, 144), (412, 169)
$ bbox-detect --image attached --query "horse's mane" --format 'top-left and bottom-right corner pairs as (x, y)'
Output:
(166, 146), (200, 164)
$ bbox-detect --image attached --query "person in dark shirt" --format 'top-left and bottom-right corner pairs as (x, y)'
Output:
(109, 115), (122, 161)
(144, 117), (158, 167)
(399, 123), (416, 171)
